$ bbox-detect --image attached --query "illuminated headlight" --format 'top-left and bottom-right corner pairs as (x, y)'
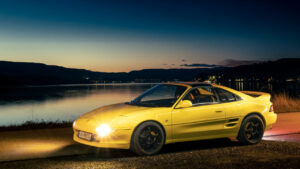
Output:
(96, 124), (112, 138)
(73, 121), (76, 127)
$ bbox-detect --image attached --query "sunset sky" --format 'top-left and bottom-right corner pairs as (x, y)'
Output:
(0, 0), (299, 72)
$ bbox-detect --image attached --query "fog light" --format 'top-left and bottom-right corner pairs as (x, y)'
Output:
(96, 124), (111, 138)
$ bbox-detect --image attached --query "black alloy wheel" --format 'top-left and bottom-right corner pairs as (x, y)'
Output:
(238, 115), (264, 144)
(131, 121), (165, 155)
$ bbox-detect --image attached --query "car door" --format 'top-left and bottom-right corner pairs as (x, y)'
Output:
(214, 87), (244, 132)
(172, 86), (227, 142)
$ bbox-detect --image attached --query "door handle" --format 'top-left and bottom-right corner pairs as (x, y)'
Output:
(215, 111), (223, 113)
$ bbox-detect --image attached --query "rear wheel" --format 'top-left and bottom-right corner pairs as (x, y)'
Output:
(238, 115), (264, 144)
(130, 121), (165, 155)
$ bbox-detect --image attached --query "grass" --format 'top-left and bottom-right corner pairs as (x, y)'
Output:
(272, 92), (300, 113)
(0, 121), (72, 132)
(0, 140), (300, 169)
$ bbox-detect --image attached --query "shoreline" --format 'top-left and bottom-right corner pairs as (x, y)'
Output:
(0, 82), (158, 89)
(0, 121), (72, 132)
(1, 111), (300, 132)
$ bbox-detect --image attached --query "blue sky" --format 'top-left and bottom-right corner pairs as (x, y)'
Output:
(0, 0), (299, 72)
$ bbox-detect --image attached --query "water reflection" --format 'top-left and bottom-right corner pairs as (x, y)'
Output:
(1, 80), (299, 126)
(0, 83), (155, 126)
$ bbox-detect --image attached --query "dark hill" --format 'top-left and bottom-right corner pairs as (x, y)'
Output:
(196, 58), (300, 94)
(0, 61), (219, 86)
(0, 61), (125, 86)
(197, 58), (300, 80)
(0, 58), (299, 87)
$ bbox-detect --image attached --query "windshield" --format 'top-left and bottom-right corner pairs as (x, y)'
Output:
(128, 84), (187, 107)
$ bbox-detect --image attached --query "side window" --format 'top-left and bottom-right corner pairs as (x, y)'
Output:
(214, 88), (241, 102)
(183, 86), (218, 105)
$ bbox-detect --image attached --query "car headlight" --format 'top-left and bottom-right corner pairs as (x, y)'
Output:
(95, 124), (112, 138)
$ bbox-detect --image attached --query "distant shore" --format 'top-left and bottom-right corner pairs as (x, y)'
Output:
(0, 82), (158, 89)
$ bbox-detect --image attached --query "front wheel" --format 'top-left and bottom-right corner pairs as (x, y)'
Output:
(238, 115), (264, 144)
(130, 121), (165, 155)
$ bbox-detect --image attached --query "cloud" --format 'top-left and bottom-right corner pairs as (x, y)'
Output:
(219, 59), (262, 67)
(180, 63), (218, 68)
(181, 59), (186, 62)
(180, 59), (262, 68)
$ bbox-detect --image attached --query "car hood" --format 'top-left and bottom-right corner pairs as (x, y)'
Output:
(77, 103), (152, 122)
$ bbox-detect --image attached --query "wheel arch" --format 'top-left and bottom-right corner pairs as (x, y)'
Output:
(242, 112), (266, 129)
(130, 120), (167, 149)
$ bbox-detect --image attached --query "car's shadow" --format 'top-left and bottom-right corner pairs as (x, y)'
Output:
(51, 138), (244, 161)
(161, 138), (242, 154)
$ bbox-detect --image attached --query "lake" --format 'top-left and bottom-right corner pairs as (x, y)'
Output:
(0, 83), (155, 126)
(1, 81), (299, 127)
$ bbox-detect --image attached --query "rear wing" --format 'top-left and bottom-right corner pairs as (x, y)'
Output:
(241, 91), (271, 102)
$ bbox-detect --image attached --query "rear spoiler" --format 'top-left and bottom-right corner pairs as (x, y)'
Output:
(241, 91), (271, 101)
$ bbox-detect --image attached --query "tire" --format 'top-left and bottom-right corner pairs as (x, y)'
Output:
(238, 115), (264, 144)
(130, 121), (165, 155)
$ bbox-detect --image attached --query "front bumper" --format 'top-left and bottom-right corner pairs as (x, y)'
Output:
(73, 121), (132, 149)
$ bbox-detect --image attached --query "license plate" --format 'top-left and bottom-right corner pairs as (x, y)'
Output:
(78, 131), (92, 141)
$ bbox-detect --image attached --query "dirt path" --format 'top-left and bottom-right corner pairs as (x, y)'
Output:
(263, 112), (300, 142)
(0, 128), (94, 162)
(0, 112), (299, 162)
(1, 140), (300, 169)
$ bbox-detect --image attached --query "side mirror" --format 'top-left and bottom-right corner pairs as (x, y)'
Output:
(176, 100), (193, 108)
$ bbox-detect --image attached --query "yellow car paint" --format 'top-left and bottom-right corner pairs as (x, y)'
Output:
(73, 83), (277, 149)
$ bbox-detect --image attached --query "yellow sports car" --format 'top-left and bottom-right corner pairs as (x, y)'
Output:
(73, 82), (277, 155)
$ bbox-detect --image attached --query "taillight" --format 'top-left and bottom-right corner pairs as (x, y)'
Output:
(269, 105), (274, 112)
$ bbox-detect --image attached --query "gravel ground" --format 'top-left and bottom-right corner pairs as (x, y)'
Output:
(1, 139), (300, 169)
